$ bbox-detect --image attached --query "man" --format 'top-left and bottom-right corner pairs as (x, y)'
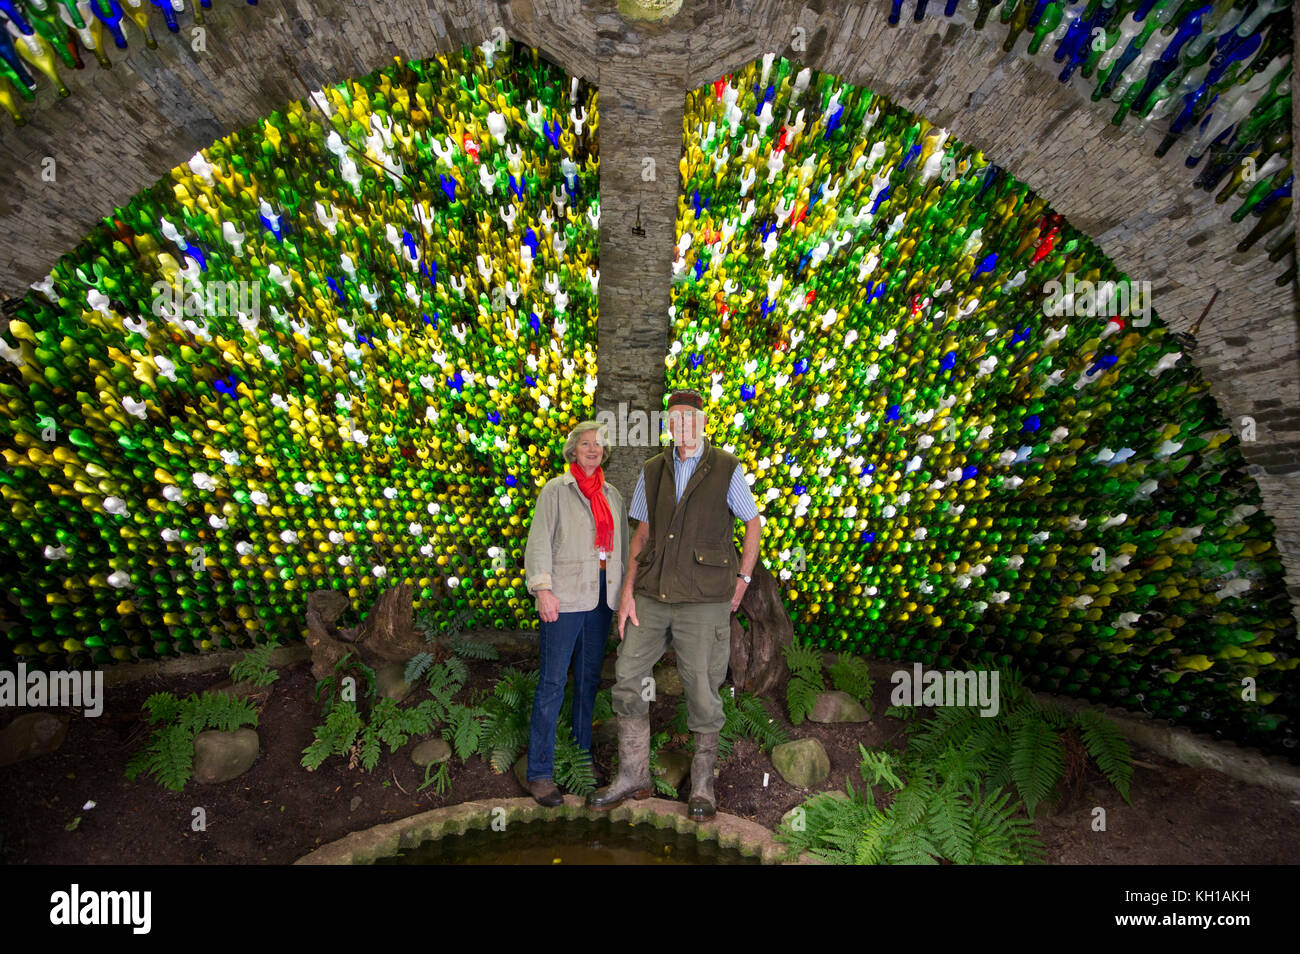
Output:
(588, 388), (761, 819)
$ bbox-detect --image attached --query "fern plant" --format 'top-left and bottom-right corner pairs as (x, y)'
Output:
(451, 636), (499, 661)
(406, 628), (499, 683)
(668, 687), (789, 760)
(777, 743), (1045, 865)
(782, 637), (826, 725)
(417, 761), (452, 795)
(828, 654), (874, 714)
(405, 651), (436, 685)
(314, 652), (377, 717)
(471, 670), (604, 796)
(894, 665), (1133, 817)
(359, 698), (442, 771)
(301, 699), (366, 771)
(228, 638), (281, 688)
(478, 667), (538, 773)
(125, 691), (258, 792)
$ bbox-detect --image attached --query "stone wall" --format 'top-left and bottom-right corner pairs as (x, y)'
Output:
(0, 0), (1295, 624)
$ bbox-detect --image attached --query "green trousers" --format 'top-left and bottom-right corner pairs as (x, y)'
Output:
(612, 593), (731, 733)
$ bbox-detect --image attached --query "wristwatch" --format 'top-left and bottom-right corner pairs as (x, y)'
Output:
(737, 573), (751, 584)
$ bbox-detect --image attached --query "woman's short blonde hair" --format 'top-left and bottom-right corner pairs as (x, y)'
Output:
(563, 420), (611, 467)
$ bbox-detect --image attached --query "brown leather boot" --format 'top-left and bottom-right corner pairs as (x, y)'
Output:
(688, 731), (719, 819)
(528, 778), (563, 807)
(587, 715), (651, 809)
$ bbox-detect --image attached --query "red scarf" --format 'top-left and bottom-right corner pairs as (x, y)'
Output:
(570, 462), (614, 553)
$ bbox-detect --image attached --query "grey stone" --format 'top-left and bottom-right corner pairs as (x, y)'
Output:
(192, 728), (259, 784)
(349, 796), (362, 811)
(374, 662), (412, 702)
(771, 738), (831, 789)
(411, 737), (451, 767)
(809, 690), (869, 724)
(0, 713), (68, 767)
(655, 749), (691, 790)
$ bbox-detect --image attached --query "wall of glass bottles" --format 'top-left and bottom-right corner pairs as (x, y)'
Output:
(666, 54), (1297, 756)
(1, 44), (600, 667)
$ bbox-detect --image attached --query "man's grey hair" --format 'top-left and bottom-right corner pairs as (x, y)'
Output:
(563, 420), (611, 466)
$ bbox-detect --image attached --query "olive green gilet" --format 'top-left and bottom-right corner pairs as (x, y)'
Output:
(633, 438), (740, 604)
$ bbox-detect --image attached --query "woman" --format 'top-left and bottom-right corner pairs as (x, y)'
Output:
(523, 420), (628, 805)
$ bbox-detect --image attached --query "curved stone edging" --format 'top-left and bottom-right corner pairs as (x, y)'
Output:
(293, 795), (819, 865)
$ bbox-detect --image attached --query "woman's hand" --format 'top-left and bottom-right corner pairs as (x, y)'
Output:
(537, 589), (560, 623)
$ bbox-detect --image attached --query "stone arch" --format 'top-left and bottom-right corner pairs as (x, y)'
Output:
(0, 0), (1295, 621)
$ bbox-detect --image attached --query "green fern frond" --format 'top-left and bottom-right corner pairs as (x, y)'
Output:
(1075, 709), (1133, 803)
(905, 703), (983, 759)
(786, 674), (823, 726)
(124, 723), (194, 792)
(228, 638), (280, 687)
(141, 691), (183, 726)
(301, 701), (363, 771)
(851, 810), (893, 865)
(445, 704), (484, 761)
(359, 723), (383, 772)
(405, 651), (435, 684)
(554, 733), (596, 797)
(733, 693), (789, 751)
(884, 823), (941, 865)
(889, 779), (930, 830)
(417, 760), (451, 795)
(828, 654), (874, 707)
(415, 610), (440, 643)
(188, 691), (258, 733)
(858, 746), (905, 791)
(883, 703), (917, 722)
(1037, 698), (1075, 731)
(927, 785), (975, 864)
(452, 636), (499, 661)
(1009, 716), (1064, 819)
(782, 637), (825, 680)
(969, 784), (1046, 864)
(489, 738), (526, 774)
(443, 655), (471, 689)
(934, 741), (990, 794)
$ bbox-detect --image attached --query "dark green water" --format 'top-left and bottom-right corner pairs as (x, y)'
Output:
(374, 816), (764, 865)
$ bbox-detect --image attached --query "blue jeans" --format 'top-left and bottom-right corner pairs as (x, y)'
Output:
(527, 569), (612, 783)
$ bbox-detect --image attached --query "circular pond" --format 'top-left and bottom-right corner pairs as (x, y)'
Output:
(376, 814), (763, 865)
(295, 796), (807, 865)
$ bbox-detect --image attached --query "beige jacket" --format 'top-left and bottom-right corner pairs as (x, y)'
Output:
(524, 470), (628, 613)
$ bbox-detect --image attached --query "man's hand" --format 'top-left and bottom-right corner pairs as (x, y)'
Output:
(617, 587), (639, 640)
(537, 589), (560, 623)
(730, 577), (749, 613)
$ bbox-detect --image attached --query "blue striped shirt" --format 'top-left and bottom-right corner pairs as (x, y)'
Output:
(628, 437), (760, 523)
